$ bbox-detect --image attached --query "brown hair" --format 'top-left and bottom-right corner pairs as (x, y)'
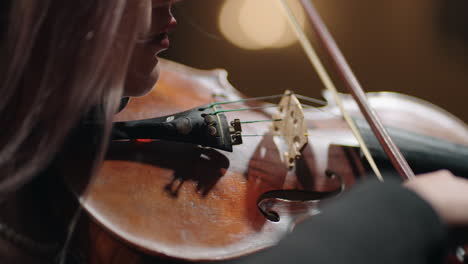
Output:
(0, 0), (145, 198)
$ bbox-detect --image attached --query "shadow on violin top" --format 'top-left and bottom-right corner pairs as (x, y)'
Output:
(106, 140), (229, 197)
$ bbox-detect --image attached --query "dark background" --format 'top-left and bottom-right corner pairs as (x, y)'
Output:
(162, 0), (468, 123)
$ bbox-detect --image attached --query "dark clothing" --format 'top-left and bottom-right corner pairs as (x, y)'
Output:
(223, 180), (448, 264)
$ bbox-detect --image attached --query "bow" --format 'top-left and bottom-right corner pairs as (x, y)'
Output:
(279, 0), (416, 181)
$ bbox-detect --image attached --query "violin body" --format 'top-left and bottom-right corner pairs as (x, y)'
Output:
(72, 59), (468, 263)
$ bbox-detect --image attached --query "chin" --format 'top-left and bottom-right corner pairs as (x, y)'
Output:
(123, 64), (160, 97)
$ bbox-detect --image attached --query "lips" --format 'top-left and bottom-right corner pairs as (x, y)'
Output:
(138, 31), (170, 49)
(152, 32), (170, 48)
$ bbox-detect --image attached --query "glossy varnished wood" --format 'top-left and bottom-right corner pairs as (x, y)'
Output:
(73, 59), (468, 262)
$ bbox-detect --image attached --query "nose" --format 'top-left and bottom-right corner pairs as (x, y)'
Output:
(165, 16), (177, 32)
(152, 4), (177, 33)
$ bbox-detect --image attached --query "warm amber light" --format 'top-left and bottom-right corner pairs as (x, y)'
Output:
(219, 0), (306, 50)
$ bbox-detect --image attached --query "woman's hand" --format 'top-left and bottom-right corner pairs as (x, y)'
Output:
(405, 170), (468, 226)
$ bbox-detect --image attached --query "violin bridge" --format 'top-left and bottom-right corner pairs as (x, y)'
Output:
(272, 90), (308, 168)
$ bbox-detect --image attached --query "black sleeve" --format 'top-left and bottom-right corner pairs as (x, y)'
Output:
(226, 179), (448, 264)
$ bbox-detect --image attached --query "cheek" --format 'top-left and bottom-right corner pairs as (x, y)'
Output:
(124, 45), (160, 97)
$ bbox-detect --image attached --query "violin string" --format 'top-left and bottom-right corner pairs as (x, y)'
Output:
(294, 94), (327, 105)
(211, 104), (280, 115)
(221, 105), (340, 131)
(204, 93), (290, 109)
(212, 101), (327, 115)
(240, 119), (282, 124)
(211, 93), (333, 116)
(241, 133), (312, 138)
(301, 103), (342, 118)
(239, 108), (337, 124)
(230, 103), (339, 125)
(209, 93), (331, 109)
(210, 92), (345, 145)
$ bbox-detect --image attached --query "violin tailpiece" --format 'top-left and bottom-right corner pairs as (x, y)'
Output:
(111, 104), (243, 152)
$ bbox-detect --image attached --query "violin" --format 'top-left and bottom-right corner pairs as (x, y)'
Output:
(67, 1), (468, 263)
(69, 58), (468, 263)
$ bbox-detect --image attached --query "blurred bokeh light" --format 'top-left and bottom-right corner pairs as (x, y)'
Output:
(165, 0), (468, 123)
(219, 0), (305, 50)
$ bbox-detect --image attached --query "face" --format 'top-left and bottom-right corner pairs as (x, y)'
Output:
(124, 0), (177, 97)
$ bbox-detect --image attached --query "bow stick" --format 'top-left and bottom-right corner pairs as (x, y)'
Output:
(279, 0), (415, 181)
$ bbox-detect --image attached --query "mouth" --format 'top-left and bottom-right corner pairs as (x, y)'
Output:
(153, 32), (170, 49)
(138, 32), (170, 50)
